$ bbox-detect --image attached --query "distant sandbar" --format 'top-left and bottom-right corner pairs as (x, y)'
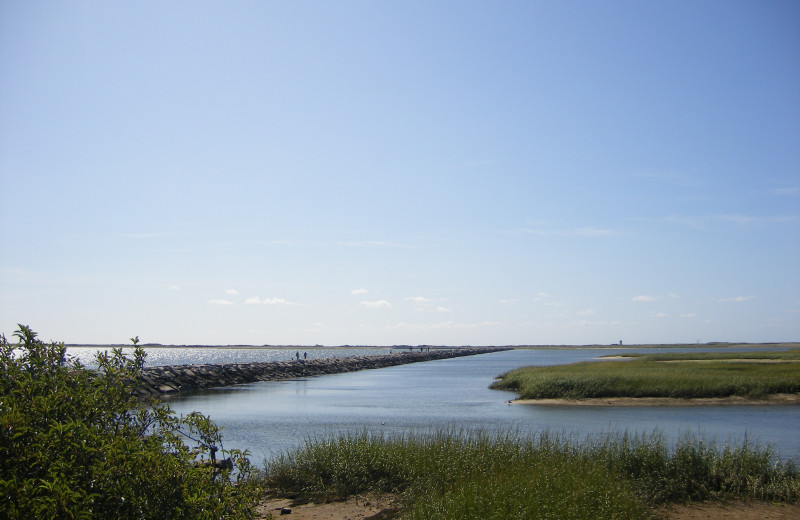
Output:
(511, 393), (800, 406)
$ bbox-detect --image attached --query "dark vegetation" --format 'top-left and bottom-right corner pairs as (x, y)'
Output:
(0, 325), (261, 519)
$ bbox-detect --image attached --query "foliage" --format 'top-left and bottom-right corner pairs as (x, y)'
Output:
(490, 349), (800, 400)
(266, 430), (799, 519)
(0, 325), (262, 520)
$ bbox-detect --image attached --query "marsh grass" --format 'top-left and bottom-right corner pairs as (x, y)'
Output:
(265, 431), (799, 519)
(626, 350), (800, 362)
(490, 349), (800, 400)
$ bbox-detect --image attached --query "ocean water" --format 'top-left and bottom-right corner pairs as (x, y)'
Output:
(66, 345), (394, 368)
(163, 348), (800, 467)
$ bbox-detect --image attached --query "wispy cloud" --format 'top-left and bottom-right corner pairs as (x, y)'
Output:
(360, 300), (392, 309)
(507, 226), (620, 238)
(351, 288), (369, 295)
(678, 313), (697, 318)
(566, 319), (622, 327)
(226, 289), (239, 295)
(712, 215), (756, 224)
(406, 296), (434, 303)
(116, 232), (169, 239)
(169, 285), (180, 291)
(208, 299), (234, 305)
(645, 214), (799, 229)
(631, 171), (701, 187)
(771, 187), (799, 196)
(533, 292), (566, 307)
(388, 321), (501, 331)
(714, 296), (755, 303)
(463, 159), (495, 167)
(633, 294), (678, 302)
(499, 298), (518, 305)
(436, 306), (453, 312)
(245, 296), (300, 306)
(339, 241), (412, 248)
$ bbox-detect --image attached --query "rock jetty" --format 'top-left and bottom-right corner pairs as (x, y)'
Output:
(134, 347), (512, 398)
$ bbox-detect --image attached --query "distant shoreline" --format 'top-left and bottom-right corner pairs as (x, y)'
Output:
(65, 341), (800, 349)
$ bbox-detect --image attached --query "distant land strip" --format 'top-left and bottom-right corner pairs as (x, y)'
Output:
(133, 346), (512, 398)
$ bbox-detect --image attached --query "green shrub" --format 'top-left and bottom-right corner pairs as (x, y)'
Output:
(0, 325), (262, 520)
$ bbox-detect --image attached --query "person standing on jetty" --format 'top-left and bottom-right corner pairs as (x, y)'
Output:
(295, 351), (300, 361)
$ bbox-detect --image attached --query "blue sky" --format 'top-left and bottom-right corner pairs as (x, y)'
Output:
(1, 1), (798, 345)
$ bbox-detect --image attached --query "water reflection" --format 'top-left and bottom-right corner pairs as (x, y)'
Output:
(66, 346), (394, 367)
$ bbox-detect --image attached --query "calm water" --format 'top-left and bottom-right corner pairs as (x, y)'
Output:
(165, 348), (800, 467)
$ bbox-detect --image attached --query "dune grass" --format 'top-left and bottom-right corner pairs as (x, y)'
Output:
(490, 349), (800, 400)
(264, 430), (799, 519)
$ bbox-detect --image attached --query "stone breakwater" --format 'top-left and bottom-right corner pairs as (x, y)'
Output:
(134, 347), (513, 398)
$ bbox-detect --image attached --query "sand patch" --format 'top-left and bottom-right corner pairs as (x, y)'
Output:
(511, 393), (800, 406)
(257, 492), (400, 520)
(653, 501), (800, 520)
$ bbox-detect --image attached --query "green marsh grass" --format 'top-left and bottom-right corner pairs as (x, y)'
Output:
(265, 430), (799, 519)
(490, 349), (800, 400)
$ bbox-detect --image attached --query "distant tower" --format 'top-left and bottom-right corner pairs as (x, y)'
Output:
(619, 340), (623, 346)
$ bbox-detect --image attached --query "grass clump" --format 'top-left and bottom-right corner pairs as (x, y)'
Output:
(265, 430), (799, 519)
(490, 349), (800, 400)
(0, 325), (262, 520)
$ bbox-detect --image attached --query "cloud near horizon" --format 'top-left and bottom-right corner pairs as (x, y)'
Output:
(360, 300), (392, 309)
(351, 288), (369, 295)
(207, 299), (234, 305)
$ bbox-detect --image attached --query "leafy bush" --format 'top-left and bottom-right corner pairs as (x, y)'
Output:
(0, 325), (262, 520)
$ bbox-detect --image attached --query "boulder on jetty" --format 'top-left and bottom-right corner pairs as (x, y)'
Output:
(134, 347), (511, 398)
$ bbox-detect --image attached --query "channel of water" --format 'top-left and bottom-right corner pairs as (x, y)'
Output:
(158, 347), (799, 467)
